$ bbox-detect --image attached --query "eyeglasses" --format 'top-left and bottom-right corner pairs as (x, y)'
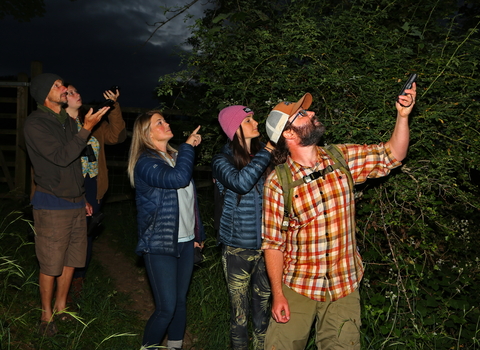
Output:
(286, 109), (308, 127)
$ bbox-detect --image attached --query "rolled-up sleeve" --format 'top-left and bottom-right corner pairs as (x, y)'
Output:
(338, 142), (402, 184)
(262, 171), (286, 252)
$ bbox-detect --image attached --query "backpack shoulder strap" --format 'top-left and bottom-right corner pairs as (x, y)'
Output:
(274, 163), (295, 232)
(322, 144), (354, 192)
(274, 145), (354, 233)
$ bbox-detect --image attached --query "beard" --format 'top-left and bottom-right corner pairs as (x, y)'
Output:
(290, 116), (326, 146)
(48, 95), (67, 106)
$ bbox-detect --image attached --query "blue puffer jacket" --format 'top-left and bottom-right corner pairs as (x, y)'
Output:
(212, 144), (271, 249)
(134, 144), (205, 257)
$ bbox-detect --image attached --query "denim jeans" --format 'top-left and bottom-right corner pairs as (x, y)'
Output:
(142, 240), (194, 348)
(222, 245), (271, 350)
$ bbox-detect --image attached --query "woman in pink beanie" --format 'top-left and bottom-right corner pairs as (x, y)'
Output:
(212, 105), (274, 350)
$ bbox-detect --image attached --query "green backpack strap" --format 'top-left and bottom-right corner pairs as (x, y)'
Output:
(275, 144), (354, 233)
(323, 144), (354, 192)
(275, 163), (294, 232)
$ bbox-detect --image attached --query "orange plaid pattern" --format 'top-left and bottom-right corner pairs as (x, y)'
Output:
(262, 143), (401, 302)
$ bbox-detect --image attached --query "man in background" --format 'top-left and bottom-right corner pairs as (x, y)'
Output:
(24, 73), (109, 336)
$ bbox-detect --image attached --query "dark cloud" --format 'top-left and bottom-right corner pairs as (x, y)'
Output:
(0, 0), (204, 107)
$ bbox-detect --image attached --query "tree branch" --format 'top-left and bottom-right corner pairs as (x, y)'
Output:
(139, 0), (201, 50)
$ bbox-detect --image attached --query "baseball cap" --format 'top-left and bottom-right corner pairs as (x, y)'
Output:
(265, 93), (312, 143)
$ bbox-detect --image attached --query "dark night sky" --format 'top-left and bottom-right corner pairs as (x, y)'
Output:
(0, 0), (207, 108)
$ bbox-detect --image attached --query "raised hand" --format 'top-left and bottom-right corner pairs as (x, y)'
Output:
(186, 125), (202, 147)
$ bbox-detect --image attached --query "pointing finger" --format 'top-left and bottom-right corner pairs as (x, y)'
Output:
(192, 125), (201, 135)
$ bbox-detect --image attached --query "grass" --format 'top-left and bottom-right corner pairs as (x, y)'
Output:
(100, 190), (232, 349)
(0, 190), (231, 350)
(2, 187), (480, 349)
(0, 199), (145, 350)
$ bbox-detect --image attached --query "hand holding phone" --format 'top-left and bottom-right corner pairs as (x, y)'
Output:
(93, 99), (115, 113)
(104, 86), (120, 102)
(109, 85), (120, 94)
(399, 73), (417, 96)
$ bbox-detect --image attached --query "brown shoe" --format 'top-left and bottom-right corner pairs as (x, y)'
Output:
(38, 320), (58, 337)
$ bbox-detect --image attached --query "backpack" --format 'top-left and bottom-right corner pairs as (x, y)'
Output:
(275, 144), (354, 232)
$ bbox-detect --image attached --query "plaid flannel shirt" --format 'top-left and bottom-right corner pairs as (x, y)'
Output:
(262, 143), (401, 302)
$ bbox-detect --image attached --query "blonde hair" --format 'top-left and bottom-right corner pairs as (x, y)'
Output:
(127, 110), (176, 187)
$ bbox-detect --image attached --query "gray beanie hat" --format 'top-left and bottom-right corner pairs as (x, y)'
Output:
(30, 73), (63, 105)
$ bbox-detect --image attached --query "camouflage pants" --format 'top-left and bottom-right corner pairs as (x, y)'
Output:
(222, 245), (271, 350)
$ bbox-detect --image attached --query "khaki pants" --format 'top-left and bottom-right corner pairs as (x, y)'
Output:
(264, 285), (361, 350)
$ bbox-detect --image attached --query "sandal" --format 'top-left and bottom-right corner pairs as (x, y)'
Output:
(57, 312), (76, 322)
(38, 320), (58, 337)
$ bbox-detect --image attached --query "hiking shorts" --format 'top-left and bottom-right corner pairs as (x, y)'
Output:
(33, 208), (87, 276)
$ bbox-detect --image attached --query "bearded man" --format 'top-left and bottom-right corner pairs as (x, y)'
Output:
(261, 87), (416, 350)
(24, 73), (109, 336)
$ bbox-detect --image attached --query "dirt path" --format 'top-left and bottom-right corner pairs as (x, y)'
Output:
(92, 230), (154, 320)
(92, 229), (195, 348)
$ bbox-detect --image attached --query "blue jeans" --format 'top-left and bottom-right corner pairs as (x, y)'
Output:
(142, 240), (194, 348)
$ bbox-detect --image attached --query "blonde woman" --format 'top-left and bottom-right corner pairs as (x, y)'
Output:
(127, 110), (205, 350)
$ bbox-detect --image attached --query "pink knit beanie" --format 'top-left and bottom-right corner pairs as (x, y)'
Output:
(218, 105), (254, 141)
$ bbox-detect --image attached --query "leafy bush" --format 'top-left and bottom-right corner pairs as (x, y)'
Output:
(158, 0), (480, 348)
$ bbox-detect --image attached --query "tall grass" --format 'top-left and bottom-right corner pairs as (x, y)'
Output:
(0, 200), (145, 350)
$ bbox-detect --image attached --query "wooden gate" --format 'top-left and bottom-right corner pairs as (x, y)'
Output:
(0, 73), (30, 199)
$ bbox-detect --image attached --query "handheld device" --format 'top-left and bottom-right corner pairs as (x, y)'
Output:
(399, 73), (417, 96)
(109, 85), (120, 94)
(92, 99), (115, 113)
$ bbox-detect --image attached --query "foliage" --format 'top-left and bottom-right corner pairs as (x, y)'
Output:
(0, 0), (80, 22)
(157, 0), (480, 347)
(0, 0), (45, 22)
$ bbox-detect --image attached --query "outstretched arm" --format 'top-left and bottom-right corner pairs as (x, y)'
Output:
(387, 82), (416, 161)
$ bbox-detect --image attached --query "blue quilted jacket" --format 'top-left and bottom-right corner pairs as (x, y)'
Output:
(212, 144), (271, 249)
(134, 144), (205, 257)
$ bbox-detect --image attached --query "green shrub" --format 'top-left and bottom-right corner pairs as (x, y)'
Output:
(157, 0), (480, 348)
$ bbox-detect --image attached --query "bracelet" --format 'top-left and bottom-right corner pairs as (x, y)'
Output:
(265, 146), (273, 152)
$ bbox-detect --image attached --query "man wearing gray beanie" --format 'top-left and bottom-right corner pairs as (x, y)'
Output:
(24, 73), (110, 336)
